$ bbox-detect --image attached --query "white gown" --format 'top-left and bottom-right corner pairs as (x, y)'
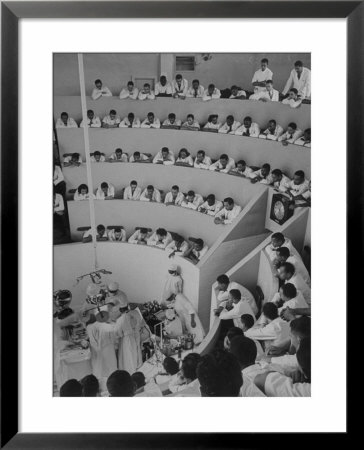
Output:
(86, 321), (118, 379)
(171, 294), (205, 344)
(161, 274), (183, 303)
(115, 310), (143, 374)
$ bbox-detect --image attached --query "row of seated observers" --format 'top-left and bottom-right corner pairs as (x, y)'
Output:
(56, 111), (310, 147)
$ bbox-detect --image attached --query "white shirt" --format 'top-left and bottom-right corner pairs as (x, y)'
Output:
(56, 117), (78, 128)
(63, 155), (82, 164)
(271, 290), (309, 312)
(194, 156), (212, 169)
(176, 155), (194, 166)
(288, 179), (311, 197)
(286, 255), (311, 286)
(102, 115), (121, 126)
(165, 240), (189, 256)
(181, 120), (200, 130)
(95, 184), (115, 199)
(273, 175), (292, 192)
(74, 191), (94, 201)
(181, 194), (204, 210)
(141, 117), (160, 128)
(252, 68), (274, 84)
(162, 119), (182, 127)
(249, 168), (274, 185)
(202, 87), (221, 101)
(278, 128), (303, 143)
(107, 229), (127, 242)
(119, 117), (141, 128)
(265, 237), (298, 261)
(209, 157), (236, 173)
(123, 186), (142, 200)
(190, 245), (209, 260)
(138, 90), (156, 100)
(282, 97), (302, 109)
(235, 122), (260, 137)
(164, 191), (185, 205)
(91, 86), (112, 100)
(230, 166), (253, 177)
(152, 150), (175, 165)
(254, 89), (279, 102)
(140, 188), (161, 203)
(264, 372), (311, 397)
(295, 137), (311, 147)
(80, 116), (101, 128)
(186, 85), (205, 98)
(128, 229), (152, 244)
(172, 78), (188, 96)
(217, 281), (257, 314)
(83, 228), (107, 240)
(154, 82), (173, 96)
(90, 155), (106, 163)
(218, 121), (241, 134)
(53, 165), (64, 186)
(203, 121), (221, 130)
(129, 153), (150, 163)
(109, 152), (128, 162)
(240, 365), (266, 397)
(245, 317), (290, 349)
(229, 89), (247, 99)
(198, 200), (223, 216)
(214, 204), (242, 224)
(285, 274), (311, 306)
(147, 231), (173, 249)
(54, 193), (64, 212)
(119, 87), (139, 100)
(282, 67), (311, 99)
(260, 124), (284, 140)
(219, 299), (255, 328)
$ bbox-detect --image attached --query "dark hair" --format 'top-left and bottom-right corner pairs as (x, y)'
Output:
(72, 152), (80, 160)
(115, 148), (123, 153)
(131, 372), (146, 389)
(230, 85), (238, 91)
(229, 335), (257, 368)
(110, 109), (116, 115)
(147, 112), (154, 117)
(94, 79), (102, 84)
(272, 169), (283, 177)
(243, 116), (252, 122)
(133, 151), (141, 157)
(80, 374), (99, 397)
(97, 224), (105, 232)
(266, 79), (273, 84)
(237, 160), (246, 166)
(192, 79), (199, 84)
(289, 88), (298, 95)
(147, 185), (154, 191)
(281, 282), (297, 299)
(160, 75), (167, 81)
(262, 163), (271, 171)
(144, 83), (150, 88)
(272, 232), (284, 242)
(128, 112), (134, 118)
(171, 185), (179, 191)
(240, 314), (255, 330)
(261, 58), (269, 64)
(168, 113), (176, 119)
(262, 302), (278, 320)
(139, 228), (148, 234)
(216, 274), (229, 285)
(176, 74), (182, 79)
(226, 326), (244, 343)
(226, 115), (234, 121)
(197, 350), (242, 397)
(163, 357), (180, 375)
(197, 150), (205, 157)
(290, 316), (311, 338)
(276, 246), (290, 259)
(107, 370), (135, 397)
(195, 238), (204, 247)
(181, 353), (202, 381)
(223, 197), (234, 205)
(130, 180), (137, 185)
(178, 148), (189, 157)
(156, 228), (167, 236)
(294, 60), (303, 67)
(60, 379), (82, 397)
(127, 81), (134, 86)
(208, 114), (218, 122)
(87, 109), (94, 115)
(187, 114), (194, 120)
(161, 147), (169, 153)
(206, 194), (215, 202)
(93, 151), (101, 157)
(208, 83), (215, 89)
(77, 184), (88, 193)
(296, 337), (311, 381)
(101, 182), (108, 189)
(220, 154), (228, 161)
(187, 190), (195, 197)
(229, 289), (241, 301)
(294, 170), (305, 178)
(114, 227), (122, 233)
(280, 262), (295, 276)
(61, 112), (68, 117)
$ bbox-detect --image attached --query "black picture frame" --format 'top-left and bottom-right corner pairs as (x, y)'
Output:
(1, 1), (360, 448)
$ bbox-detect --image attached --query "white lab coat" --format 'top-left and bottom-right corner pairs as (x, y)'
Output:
(80, 116), (101, 128)
(181, 194), (204, 210)
(161, 274), (183, 302)
(194, 156), (212, 169)
(171, 293), (205, 344)
(140, 188), (161, 203)
(119, 117), (141, 128)
(265, 237), (301, 261)
(282, 67), (311, 99)
(235, 122), (261, 137)
(56, 117), (78, 128)
(123, 186), (142, 200)
(91, 86), (112, 100)
(214, 205), (242, 225)
(119, 87), (139, 100)
(218, 121), (241, 134)
(115, 310), (143, 374)
(264, 371), (311, 397)
(147, 231), (172, 249)
(152, 150), (175, 165)
(245, 318), (291, 351)
(86, 321), (117, 379)
(219, 299), (256, 329)
(164, 191), (185, 205)
(209, 158), (236, 173)
(198, 200), (223, 216)
(240, 364), (267, 397)
(217, 281), (258, 316)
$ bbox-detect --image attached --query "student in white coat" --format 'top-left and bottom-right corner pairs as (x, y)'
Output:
(278, 122), (303, 144)
(175, 148), (194, 167)
(123, 180), (142, 200)
(254, 80), (279, 102)
(172, 74), (188, 99)
(218, 115), (241, 134)
(74, 184), (94, 201)
(141, 112), (160, 128)
(209, 154), (236, 173)
(229, 85), (247, 99)
(108, 148), (128, 162)
(164, 185), (185, 206)
(273, 247), (310, 286)
(184, 238), (209, 264)
(229, 160), (253, 178)
(128, 228), (151, 245)
(198, 194), (223, 216)
(119, 112), (141, 128)
(107, 227), (127, 243)
(216, 289), (256, 328)
(252, 58), (274, 91)
(214, 197), (242, 225)
(286, 170), (311, 207)
(181, 190), (204, 210)
(147, 228), (172, 249)
(270, 283), (309, 316)
(265, 232), (301, 261)
(282, 60), (311, 100)
(86, 306), (118, 389)
(294, 128), (311, 147)
(235, 116), (260, 137)
(153, 147), (175, 165)
(277, 263), (311, 307)
(138, 83), (155, 100)
(202, 84), (221, 101)
(56, 112), (78, 128)
(194, 150), (212, 169)
(259, 119), (284, 141)
(271, 169), (292, 193)
(249, 163), (274, 185)
(154, 75), (173, 97)
(91, 79), (112, 100)
(165, 235), (189, 258)
(186, 79), (205, 98)
(161, 262), (183, 303)
(214, 274), (258, 316)
(140, 185), (161, 203)
(80, 109), (101, 128)
(119, 81), (139, 100)
(162, 113), (181, 128)
(203, 114), (221, 131)
(282, 88), (303, 108)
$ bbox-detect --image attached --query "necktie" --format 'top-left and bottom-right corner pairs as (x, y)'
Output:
(229, 125), (232, 132)
(194, 89), (197, 98)
(246, 128), (250, 136)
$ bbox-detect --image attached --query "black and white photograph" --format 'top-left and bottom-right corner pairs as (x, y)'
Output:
(53, 52), (311, 398)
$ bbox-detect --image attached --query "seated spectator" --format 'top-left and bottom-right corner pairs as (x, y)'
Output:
(80, 374), (99, 397)
(259, 119), (284, 140)
(172, 74), (188, 99)
(74, 184), (94, 201)
(95, 182), (115, 200)
(282, 60), (311, 100)
(277, 262), (311, 307)
(154, 356), (180, 385)
(108, 148), (128, 162)
(186, 79), (204, 98)
(147, 228), (173, 249)
(286, 170), (311, 206)
(250, 163), (274, 185)
(119, 112), (141, 128)
(209, 154), (236, 173)
(229, 160), (253, 177)
(239, 315), (265, 359)
(108, 226), (127, 242)
(273, 247), (311, 286)
(252, 58), (273, 90)
(56, 112), (78, 128)
(128, 227), (152, 245)
(215, 289), (255, 327)
(164, 185), (185, 206)
(248, 86), (263, 101)
(282, 88), (302, 108)
(141, 112), (160, 129)
(185, 238), (209, 263)
(235, 116), (260, 137)
(214, 274), (257, 314)
(265, 232), (300, 261)
(198, 194), (223, 216)
(229, 85), (246, 99)
(153, 146), (175, 165)
(181, 114), (200, 130)
(80, 109), (101, 128)
(129, 151), (151, 163)
(154, 75), (173, 97)
(229, 336), (266, 397)
(223, 326), (244, 351)
(90, 151), (106, 163)
(162, 113), (181, 128)
(253, 79), (279, 102)
(133, 372), (162, 397)
(214, 197), (241, 225)
(175, 148), (193, 166)
(194, 150), (212, 169)
(119, 81), (139, 100)
(91, 79), (112, 100)
(63, 152), (82, 167)
(271, 169), (292, 192)
(83, 224), (107, 243)
(203, 114), (221, 130)
(138, 83), (155, 100)
(102, 110), (121, 128)
(123, 180), (142, 200)
(181, 190), (204, 210)
(131, 372), (146, 395)
(295, 128), (311, 147)
(278, 122), (303, 145)
(197, 350), (242, 397)
(245, 303), (290, 352)
(270, 283), (309, 317)
(60, 379), (83, 397)
(107, 370), (136, 397)
(165, 234), (189, 258)
(202, 83), (221, 101)
(140, 185), (161, 203)
(254, 337), (311, 396)
(169, 353), (202, 395)
(218, 115), (241, 134)
(54, 191), (64, 216)
(53, 163), (66, 197)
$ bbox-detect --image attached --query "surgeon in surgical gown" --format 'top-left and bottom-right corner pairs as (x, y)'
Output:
(161, 262), (183, 303)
